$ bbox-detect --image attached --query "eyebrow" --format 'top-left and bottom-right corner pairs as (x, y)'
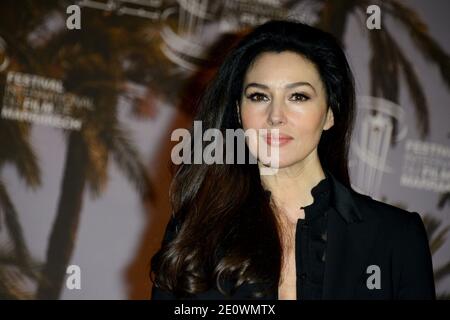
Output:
(244, 81), (316, 93)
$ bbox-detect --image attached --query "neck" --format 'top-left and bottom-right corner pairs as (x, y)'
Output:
(259, 151), (326, 220)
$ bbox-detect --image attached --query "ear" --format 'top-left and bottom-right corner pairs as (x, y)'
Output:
(323, 107), (334, 131)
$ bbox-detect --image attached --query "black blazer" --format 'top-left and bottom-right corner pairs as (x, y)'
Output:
(151, 171), (436, 300)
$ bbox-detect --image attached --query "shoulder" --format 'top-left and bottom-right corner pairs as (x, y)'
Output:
(349, 190), (432, 263)
(349, 189), (426, 234)
(347, 191), (435, 299)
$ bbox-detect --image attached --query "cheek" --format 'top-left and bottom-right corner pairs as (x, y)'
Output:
(240, 107), (268, 162)
(240, 106), (264, 130)
(290, 109), (326, 137)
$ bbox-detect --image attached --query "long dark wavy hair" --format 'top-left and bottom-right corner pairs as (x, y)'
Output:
(150, 19), (356, 298)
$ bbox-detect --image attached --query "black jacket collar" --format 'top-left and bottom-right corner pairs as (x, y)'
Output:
(322, 169), (379, 299)
(324, 169), (364, 224)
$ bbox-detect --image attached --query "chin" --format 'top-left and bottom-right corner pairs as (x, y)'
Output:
(258, 157), (303, 169)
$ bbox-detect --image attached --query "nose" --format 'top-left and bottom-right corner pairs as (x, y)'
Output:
(267, 100), (286, 126)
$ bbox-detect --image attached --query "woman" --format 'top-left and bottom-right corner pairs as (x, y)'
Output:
(150, 20), (435, 300)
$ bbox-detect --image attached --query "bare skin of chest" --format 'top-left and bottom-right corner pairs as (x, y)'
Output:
(277, 208), (305, 300)
(278, 247), (297, 299)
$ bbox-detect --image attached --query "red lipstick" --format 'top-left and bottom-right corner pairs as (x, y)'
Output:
(265, 133), (293, 146)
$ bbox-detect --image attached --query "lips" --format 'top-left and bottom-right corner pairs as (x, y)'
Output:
(265, 133), (293, 146)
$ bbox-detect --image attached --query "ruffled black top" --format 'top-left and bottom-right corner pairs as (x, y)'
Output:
(275, 171), (331, 300)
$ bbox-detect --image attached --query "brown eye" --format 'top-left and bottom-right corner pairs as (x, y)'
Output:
(291, 93), (309, 102)
(246, 92), (269, 102)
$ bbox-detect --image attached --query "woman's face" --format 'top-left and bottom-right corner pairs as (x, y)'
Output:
(239, 51), (334, 169)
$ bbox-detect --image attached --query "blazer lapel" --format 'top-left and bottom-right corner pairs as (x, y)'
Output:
(322, 171), (380, 299)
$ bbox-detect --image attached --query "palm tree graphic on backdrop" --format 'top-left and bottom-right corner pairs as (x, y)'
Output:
(0, 0), (449, 299)
(0, 1), (164, 299)
(0, 119), (41, 298)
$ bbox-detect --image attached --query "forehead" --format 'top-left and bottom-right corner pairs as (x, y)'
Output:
(244, 51), (323, 88)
